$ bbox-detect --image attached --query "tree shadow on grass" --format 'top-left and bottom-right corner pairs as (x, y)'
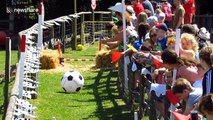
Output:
(0, 105), (3, 113)
(0, 104), (4, 119)
(83, 69), (133, 120)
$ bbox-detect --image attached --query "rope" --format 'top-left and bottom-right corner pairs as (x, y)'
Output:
(62, 58), (95, 62)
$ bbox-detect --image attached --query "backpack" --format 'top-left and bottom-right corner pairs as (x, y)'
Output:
(161, 2), (173, 21)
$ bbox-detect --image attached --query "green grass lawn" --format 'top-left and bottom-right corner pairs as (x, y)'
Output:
(0, 50), (18, 72)
(33, 68), (133, 120)
(30, 44), (134, 120)
(0, 50), (18, 119)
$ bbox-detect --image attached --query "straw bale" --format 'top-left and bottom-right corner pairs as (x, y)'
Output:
(95, 50), (117, 68)
(40, 50), (59, 69)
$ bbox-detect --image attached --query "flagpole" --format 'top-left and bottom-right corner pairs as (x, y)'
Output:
(36, 0), (44, 97)
(38, 0), (44, 50)
(170, 28), (181, 120)
(19, 35), (26, 99)
(122, 0), (128, 93)
(172, 29), (180, 86)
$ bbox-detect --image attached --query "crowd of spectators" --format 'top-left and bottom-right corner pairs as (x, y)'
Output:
(102, 0), (212, 119)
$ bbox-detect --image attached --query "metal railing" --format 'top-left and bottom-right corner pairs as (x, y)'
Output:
(193, 14), (213, 33)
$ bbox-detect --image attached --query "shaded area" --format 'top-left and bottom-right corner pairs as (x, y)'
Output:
(0, 105), (3, 114)
(83, 69), (133, 120)
(0, 76), (15, 119)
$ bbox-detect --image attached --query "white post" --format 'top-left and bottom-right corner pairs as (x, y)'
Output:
(174, 29), (180, 57)
(172, 29), (181, 85)
(134, 112), (138, 120)
(122, 0), (128, 92)
(37, 0), (44, 50)
(170, 29), (181, 120)
(19, 35), (26, 99)
(36, 0), (44, 96)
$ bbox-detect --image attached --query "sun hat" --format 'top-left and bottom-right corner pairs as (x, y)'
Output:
(108, 2), (123, 13)
(197, 27), (210, 41)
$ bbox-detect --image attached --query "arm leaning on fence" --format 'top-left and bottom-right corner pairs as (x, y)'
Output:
(101, 30), (123, 50)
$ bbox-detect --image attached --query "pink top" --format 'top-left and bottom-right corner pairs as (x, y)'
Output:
(177, 65), (205, 84)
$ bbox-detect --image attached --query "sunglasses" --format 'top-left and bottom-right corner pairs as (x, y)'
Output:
(150, 34), (157, 37)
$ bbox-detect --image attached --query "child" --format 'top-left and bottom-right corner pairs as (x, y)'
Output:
(199, 47), (213, 95)
(121, 22), (149, 56)
(155, 23), (168, 51)
(172, 78), (202, 115)
(180, 33), (199, 61)
(150, 23), (168, 55)
(166, 32), (176, 50)
(133, 22), (150, 50)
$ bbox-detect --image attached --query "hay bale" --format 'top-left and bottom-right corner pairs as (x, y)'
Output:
(95, 50), (117, 68)
(40, 50), (59, 69)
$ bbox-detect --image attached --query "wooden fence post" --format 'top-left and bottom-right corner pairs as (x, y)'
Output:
(61, 22), (66, 53)
(3, 37), (11, 120)
(71, 17), (77, 50)
(50, 26), (55, 49)
(71, 0), (77, 50)
(80, 14), (85, 45)
(92, 10), (95, 42)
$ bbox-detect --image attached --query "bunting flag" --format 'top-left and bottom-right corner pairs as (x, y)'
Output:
(152, 55), (163, 69)
(166, 90), (180, 106)
(172, 111), (190, 120)
(111, 51), (122, 63)
(127, 44), (138, 52)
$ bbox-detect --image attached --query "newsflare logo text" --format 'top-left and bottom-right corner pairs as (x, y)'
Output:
(6, 7), (38, 14)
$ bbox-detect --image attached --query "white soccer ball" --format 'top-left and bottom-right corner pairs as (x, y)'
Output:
(61, 70), (84, 93)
